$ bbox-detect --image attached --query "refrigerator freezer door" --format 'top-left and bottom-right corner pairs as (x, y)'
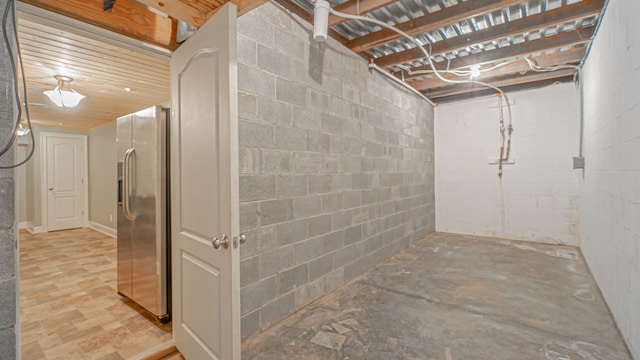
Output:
(131, 106), (168, 317)
(116, 115), (133, 300)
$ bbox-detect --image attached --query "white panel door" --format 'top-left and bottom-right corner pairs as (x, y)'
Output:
(45, 135), (86, 231)
(170, 3), (240, 359)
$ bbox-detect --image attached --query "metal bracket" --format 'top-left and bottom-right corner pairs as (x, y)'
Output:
(104, 0), (116, 11)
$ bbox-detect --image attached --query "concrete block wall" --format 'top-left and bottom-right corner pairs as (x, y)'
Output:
(0, 0), (18, 357)
(237, 2), (435, 339)
(435, 83), (582, 246)
(580, 0), (640, 356)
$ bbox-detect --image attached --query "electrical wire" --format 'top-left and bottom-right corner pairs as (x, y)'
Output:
(328, 7), (513, 176)
(1, 0), (35, 169)
(368, 63), (435, 106)
(397, 58), (518, 77)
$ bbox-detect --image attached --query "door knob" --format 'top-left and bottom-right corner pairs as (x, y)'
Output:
(48, 187), (54, 191)
(239, 234), (247, 244)
(212, 234), (229, 249)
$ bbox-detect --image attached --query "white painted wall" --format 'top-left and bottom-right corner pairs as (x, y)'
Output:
(435, 83), (582, 246)
(16, 144), (28, 224)
(580, 0), (640, 356)
(88, 121), (117, 232)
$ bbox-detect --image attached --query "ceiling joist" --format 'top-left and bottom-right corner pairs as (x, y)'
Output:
(425, 68), (577, 98)
(435, 26), (594, 71)
(328, 0), (397, 26)
(134, 0), (206, 27)
(20, 0), (177, 49)
(409, 47), (586, 91)
(374, 0), (604, 69)
(347, 0), (525, 53)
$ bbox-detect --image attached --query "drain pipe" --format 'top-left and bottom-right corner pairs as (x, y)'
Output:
(368, 63), (436, 106)
(575, 76), (585, 169)
(570, 71), (585, 170)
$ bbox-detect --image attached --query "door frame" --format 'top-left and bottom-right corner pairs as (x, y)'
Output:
(40, 131), (89, 232)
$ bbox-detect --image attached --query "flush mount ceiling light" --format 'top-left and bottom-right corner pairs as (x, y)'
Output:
(43, 75), (86, 108)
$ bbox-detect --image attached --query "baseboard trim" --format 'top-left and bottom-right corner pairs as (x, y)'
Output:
(19, 222), (27, 230)
(89, 221), (117, 238)
(25, 223), (46, 234)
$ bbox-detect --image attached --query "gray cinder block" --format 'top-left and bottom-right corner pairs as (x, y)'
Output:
(239, 175), (276, 202)
(259, 199), (294, 226)
(277, 264), (308, 293)
(237, 2), (434, 340)
(276, 175), (307, 198)
(240, 275), (277, 315)
(294, 196), (322, 218)
(276, 78), (307, 106)
(260, 292), (295, 330)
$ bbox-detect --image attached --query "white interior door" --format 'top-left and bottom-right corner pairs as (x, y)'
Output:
(170, 3), (240, 359)
(44, 133), (87, 231)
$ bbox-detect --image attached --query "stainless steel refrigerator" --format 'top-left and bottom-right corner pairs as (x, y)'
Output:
(116, 105), (170, 323)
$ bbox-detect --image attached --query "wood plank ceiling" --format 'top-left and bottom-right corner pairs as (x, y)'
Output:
(18, 0), (607, 127)
(18, 17), (170, 130)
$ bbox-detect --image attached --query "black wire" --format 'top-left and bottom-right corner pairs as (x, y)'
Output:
(0, 0), (35, 169)
(0, 0), (20, 156)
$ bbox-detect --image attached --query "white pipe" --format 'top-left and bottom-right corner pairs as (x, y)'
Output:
(368, 63), (435, 106)
(313, 0), (330, 41)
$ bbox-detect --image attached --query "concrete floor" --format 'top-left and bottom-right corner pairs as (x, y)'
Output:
(241, 232), (632, 360)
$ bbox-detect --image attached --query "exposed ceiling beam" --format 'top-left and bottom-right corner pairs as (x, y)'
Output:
(374, 0), (604, 68)
(397, 46), (586, 81)
(134, 0), (206, 27)
(346, 0), (524, 53)
(20, 0), (177, 49)
(328, 0), (396, 26)
(409, 47), (586, 91)
(229, 0), (271, 16)
(424, 68), (576, 98)
(426, 26), (594, 74)
(433, 77), (574, 103)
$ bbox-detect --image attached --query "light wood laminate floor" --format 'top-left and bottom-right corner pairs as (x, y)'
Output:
(19, 228), (172, 360)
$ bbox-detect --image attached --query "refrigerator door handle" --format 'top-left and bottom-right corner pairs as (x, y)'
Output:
(122, 147), (136, 221)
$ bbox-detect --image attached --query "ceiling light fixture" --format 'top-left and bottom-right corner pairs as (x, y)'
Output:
(43, 75), (86, 108)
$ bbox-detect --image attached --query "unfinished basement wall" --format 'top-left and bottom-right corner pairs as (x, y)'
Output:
(0, 0), (17, 356)
(236, 2), (435, 339)
(435, 84), (581, 246)
(580, 0), (640, 356)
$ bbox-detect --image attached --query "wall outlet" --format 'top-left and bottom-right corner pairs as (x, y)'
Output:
(109, 215), (113, 223)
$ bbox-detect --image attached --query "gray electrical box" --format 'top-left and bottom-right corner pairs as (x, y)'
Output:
(573, 156), (585, 169)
